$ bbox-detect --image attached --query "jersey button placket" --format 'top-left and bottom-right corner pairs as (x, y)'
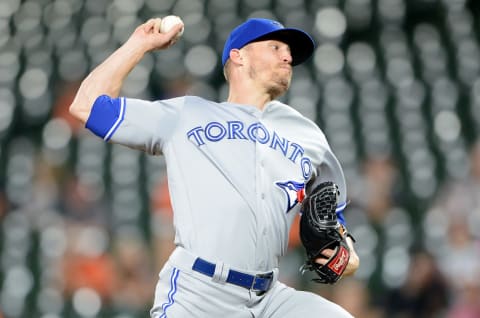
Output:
(255, 122), (269, 269)
(260, 160), (266, 201)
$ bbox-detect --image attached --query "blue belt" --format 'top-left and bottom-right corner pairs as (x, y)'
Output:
(192, 258), (274, 292)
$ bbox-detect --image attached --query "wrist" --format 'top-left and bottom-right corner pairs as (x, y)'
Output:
(122, 37), (149, 58)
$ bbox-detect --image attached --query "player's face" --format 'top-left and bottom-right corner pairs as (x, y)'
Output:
(242, 40), (293, 98)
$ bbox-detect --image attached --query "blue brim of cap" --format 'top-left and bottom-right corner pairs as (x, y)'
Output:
(251, 28), (315, 66)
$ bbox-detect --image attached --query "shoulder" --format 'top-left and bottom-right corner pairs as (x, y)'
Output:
(167, 95), (223, 112)
(269, 100), (325, 134)
(183, 95), (219, 106)
(147, 95), (219, 113)
(270, 100), (332, 152)
(269, 100), (314, 121)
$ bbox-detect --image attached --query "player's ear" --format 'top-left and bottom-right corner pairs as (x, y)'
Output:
(229, 49), (243, 65)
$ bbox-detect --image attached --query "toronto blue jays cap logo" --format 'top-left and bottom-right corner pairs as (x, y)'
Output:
(270, 21), (284, 28)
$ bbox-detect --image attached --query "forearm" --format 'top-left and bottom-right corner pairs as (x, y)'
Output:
(343, 236), (359, 276)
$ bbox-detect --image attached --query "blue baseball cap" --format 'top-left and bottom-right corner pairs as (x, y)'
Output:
(222, 18), (315, 66)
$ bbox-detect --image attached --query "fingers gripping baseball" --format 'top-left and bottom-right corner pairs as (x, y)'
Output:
(131, 17), (184, 52)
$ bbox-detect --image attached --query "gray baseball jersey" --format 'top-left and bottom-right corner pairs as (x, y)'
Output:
(86, 95), (352, 318)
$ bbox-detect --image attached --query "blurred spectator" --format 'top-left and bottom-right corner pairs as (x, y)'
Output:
(425, 140), (480, 292)
(56, 170), (116, 312)
(348, 155), (412, 296)
(426, 140), (480, 232)
(423, 140), (480, 317)
(383, 249), (449, 318)
(30, 156), (61, 210)
(446, 283), (480, 318)
(61, 224), (116, 302)
(59, 174), (109, 226)
(0, 189), (6, 221)
(52, 81), (84, 134)
(149, 176), (176, 270)
(111, 231), (156, 314)
(330, 279), (384, 318)
(355, 155), (402, 225)
(438, 216), (480, 291)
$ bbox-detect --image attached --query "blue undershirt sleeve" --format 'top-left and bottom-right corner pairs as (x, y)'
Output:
(336, 204), (347, 226)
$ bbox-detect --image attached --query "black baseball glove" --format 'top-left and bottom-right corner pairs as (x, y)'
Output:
(299, 181), (351, 284)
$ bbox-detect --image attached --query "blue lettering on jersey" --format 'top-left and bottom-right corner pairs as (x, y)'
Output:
(227, 121), (248, 140)
(300, 157), (313, 180)
(187, 126), (206, 145)
(248, 123), (270, 144)
(186, 121), (314, 182)
(275, 180), (305, 212)
(270, 132), (289, 156)
(288, 143), (304, 163)
(205, 122), (227, 141)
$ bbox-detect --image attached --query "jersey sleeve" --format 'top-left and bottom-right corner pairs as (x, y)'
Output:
(85, 95), (184, 155)
(305, 130), (349, 225)
(316, 151), (348, 225)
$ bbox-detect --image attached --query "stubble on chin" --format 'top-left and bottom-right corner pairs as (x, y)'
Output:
(270, 72), (291, 98)
(267, 79), (289, 99)
(248, 65), (291, 99)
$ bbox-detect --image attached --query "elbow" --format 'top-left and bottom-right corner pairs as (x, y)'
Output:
(68, 101), (79, 117)
(69, 100), (87, 123)
(69, 89), (100, 124)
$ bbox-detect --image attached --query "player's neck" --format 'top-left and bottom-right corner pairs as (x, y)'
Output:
(227, 94), (271, 110)
(226, 84), (273, 111)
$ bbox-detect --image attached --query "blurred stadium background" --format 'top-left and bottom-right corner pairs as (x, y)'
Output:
(1, 0), (480, 317)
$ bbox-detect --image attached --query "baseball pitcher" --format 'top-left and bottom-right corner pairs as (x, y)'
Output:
(69, 16), (360, 318)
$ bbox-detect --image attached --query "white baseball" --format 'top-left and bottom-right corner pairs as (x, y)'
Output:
(160, 15), (184, 38)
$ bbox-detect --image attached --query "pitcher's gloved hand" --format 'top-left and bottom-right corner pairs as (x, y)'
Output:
(299, 181), (353, 284)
